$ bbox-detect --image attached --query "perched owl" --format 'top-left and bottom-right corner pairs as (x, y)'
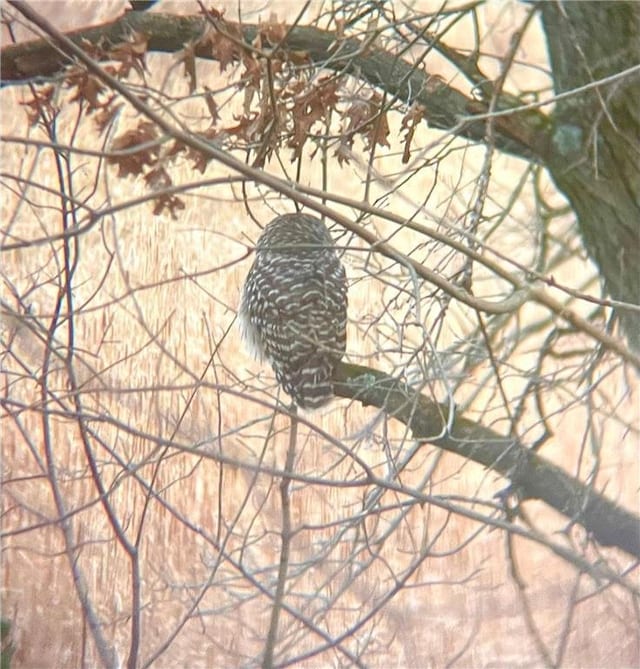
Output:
(239, 213), (347, 408)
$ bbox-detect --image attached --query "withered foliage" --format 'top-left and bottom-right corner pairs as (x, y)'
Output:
(108, 121), (159, 178)
(336, 91), (391, 165)
(18, 7), (422, 212)
(20, 84), (55, 126)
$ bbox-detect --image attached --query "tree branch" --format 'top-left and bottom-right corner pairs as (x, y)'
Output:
(332, 361), (640, 559)
(1, 7), (548, 161)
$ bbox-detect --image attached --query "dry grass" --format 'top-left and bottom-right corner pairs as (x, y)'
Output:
(2, 2), (638, 668)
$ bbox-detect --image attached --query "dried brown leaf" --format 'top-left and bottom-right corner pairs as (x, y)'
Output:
(19, 85), (55, 126)
(242, 56), (263, 90)
(65, 66), (109, 112)
(259, 12), (287, 45)
(225, 113), (260, 142)
(144, 165), (171, 190)
(108, 121), (159, 177)
(288, 76), (340, 159)
(343, 92), (389, 151)
(108, 30), (148, 79)
(93, 98), (121, 134)
(335, 139), (353, 166)
(152, 194), (185, 220)
(203, 86), (220, 124)
(184, 127), (220, 173)
(400, 101), (426, 163)
(179, 41), (197, 94)
(198, 15), (246, 72)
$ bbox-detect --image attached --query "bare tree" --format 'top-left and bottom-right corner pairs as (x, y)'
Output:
(1, 2), (638, 668)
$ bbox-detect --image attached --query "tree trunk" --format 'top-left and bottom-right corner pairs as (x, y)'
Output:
(540, 1), (640, 351)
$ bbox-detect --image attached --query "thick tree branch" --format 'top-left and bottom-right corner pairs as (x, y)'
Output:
(1, 7), (548, 161)
(333, 361), (640, 559)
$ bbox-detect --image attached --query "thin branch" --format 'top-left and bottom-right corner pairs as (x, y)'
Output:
(263, 405), (298, 668)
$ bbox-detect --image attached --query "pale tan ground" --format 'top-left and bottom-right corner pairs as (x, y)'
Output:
(1, 2), (638, 668)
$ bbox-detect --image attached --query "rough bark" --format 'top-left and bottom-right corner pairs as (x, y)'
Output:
(541, 1), (640, 350)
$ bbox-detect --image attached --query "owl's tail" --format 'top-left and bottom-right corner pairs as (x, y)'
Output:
(280, 355), (336, 409)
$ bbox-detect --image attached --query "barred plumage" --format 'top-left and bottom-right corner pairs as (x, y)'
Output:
(239, 213), (348, 409)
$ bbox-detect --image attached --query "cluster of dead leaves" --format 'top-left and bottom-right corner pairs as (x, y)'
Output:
(182, 10), (397, 168)
(19, 7), (427, 220)
(21, 29), (148, 137)
(108, 121), (158, 178)
(335, 91), (390, 165)
(64, 32), (148, 123)
(106, 120), (184, 219)
(187, 10), (421, 169)
(285, 75), (340, 160)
